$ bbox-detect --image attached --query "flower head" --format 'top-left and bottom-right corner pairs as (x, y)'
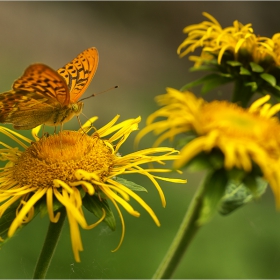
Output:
(0, 115), (185, 262)
(177, 12), (280, 101)
(178, 12), (280, 67)
(136, 88), (280, 207)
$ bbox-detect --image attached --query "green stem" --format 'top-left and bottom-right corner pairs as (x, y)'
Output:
(33, 208), (66, 279)
(232, 80), (254, 107)
(152, 174), (209, 279)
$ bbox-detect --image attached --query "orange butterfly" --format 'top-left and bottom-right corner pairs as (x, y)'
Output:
(0, 47), (99, 130)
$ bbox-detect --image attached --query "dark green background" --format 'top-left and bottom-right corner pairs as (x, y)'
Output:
(0, 1), (280, 278)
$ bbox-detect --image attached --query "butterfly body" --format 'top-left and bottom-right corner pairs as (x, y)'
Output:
(0, 47), (98, 130)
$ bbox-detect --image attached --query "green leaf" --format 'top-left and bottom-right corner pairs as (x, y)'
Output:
(180, 74), (219, 91)
(181, 149), (224, 172)
(182, 152), (213, 171)
(197, 169), (228, 225)
(260, 73), (277, 87)
(83, 194), (116, 230)
(240, 67), (251, 75)
(226, 61), (242, 67)
(114, 177), (147, 192)
(226, 168), (247, 182)
(175, 134), (197, 150)
(244, 82), (258, 92)
(201, 74), (232, 94)
(0, 200), (39, 246)
(219, 177), (267, 215)
(244, 176), (267, 198)
(249, 62), (264, 73)
(39, 197), (63, 217)
(219, 73), (233, 78)
(273, 85), (280, 91)
(189, 65), (217, 72)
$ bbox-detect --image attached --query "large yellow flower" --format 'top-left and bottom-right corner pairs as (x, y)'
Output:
(178, 12), (280, 67)
(136, 88), (280, 206)
(0, 115), (185, 262)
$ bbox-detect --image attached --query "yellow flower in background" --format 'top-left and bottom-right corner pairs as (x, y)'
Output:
(136, 88), (280, 207)
(178, 12), (280, 67)
(0, 115), (186, 262)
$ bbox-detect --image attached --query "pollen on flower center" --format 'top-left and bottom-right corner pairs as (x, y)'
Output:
(12, 131), (114, 188)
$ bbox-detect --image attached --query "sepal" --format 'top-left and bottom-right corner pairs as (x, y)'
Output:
(83, 194), (116, 231)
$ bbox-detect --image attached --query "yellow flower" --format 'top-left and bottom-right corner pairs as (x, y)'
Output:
(0, 115), (186, 262)
(178, 12), (280, 67)
(136, 88), (280, 206)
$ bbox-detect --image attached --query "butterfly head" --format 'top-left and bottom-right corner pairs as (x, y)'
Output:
(71, 101), (84, 116)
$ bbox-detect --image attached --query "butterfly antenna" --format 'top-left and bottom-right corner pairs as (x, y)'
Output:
(79, 85), (118, 101)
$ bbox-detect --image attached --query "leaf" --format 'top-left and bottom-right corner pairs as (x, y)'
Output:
(244, 82), (258, 92)
(240, 67), (251, 75)
(244, 176), (267, 198)
(249, 62), (264, 73)
(39, 197), (64, 217)
(83, 194), (116, 231)
(226, 61), (242, 67)
(260, 73), (277, 87)
(201, 74), (232, 94)
(181, 149), (225, 172)
(0, 200), (40, 246)
(175, 135), (197, 150)
(219, 177), (267, 215)
(189, 65), (217, 72)
(219, 73), (233, 78)
(114, 177), (147, 192)
(181, 73), (232, 94)
(273, 85), (280, 91)
(180, 74), (219, 91)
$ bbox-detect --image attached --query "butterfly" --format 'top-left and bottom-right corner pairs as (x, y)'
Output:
(0, 47), (99, 130)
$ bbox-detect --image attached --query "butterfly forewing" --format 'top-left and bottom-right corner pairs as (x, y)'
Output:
(57, 47), (99, 102)
(12, 64), (70, 106)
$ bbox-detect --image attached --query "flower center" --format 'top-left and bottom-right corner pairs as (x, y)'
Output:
(199, 101), (280, 150)
(12, 131), (115, 188)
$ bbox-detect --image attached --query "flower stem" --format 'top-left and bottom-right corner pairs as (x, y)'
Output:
(33, 208), (66, 279)
(152, 174), (208, 279)
(232, 80), (254, 107)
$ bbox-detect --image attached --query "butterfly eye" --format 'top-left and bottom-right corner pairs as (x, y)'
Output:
(71, 103), (83, 113)
(72, 104), (78, 111)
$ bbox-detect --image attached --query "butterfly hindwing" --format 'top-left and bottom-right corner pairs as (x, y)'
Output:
(0, 90), (58, 129)
(57, 47), (99, 102)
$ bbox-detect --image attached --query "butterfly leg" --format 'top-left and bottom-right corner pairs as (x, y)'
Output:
(60, 124), (63, 134)
(59, 124), (64, 150)
(77, 115), (87, 135)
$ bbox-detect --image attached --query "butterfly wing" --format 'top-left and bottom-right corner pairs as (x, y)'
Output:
(1, 48), (98, 130)
(0, 90), (59, 129)
(57, 47), (99, 102)
(12, 64), (70, 106)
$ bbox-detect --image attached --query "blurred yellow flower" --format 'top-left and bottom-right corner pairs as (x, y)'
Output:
(178, 12), (280, 67)
(136, 88), (280, 206)
(0, 115), (186, 262)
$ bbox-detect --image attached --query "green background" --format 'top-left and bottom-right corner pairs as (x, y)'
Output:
(0, 1), (280, 278)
